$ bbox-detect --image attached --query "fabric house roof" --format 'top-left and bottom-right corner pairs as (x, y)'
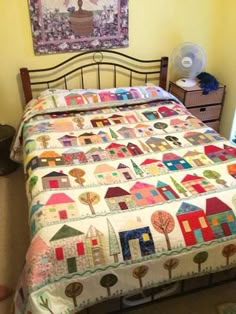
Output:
(177, 202), (202, 215)
(50, 225), (84, 241)
(206, 197), (231, 216)
(46, 193), (74, 205)
(105, 187), (130, 198)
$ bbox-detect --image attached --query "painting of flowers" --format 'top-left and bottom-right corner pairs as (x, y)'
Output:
(28, 0), (129, 54)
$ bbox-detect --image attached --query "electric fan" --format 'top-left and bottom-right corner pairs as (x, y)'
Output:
(171, 42), (207, 87)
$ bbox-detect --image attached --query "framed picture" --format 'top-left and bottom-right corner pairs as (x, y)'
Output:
(29, 0), (129, 54)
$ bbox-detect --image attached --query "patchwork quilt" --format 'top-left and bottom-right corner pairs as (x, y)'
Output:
(12, 86), (236, 314)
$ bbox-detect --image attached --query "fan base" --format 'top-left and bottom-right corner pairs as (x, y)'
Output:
(175, 78), (197, 88)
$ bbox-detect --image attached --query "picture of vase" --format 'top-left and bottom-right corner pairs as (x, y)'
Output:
(28, 0), (129, 53)
(69, 0), (93, 37)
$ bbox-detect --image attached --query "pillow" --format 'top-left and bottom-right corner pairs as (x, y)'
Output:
(40, 88), (99, 96)
(24, 85), (176, 121)
(39, 85), (172, 103)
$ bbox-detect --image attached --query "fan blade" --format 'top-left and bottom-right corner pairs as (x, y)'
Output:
(189, 58), (205, 77)
(173, 56), (192, 76)
(180, 44), (199, 56)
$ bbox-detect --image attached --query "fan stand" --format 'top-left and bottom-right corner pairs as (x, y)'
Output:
(175, 78), (197, 88)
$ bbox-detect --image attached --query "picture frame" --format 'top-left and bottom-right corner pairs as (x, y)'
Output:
(28, 0), (129, 54)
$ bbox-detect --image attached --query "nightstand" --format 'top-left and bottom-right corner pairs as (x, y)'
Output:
(168, 81), (225, 132)
(0, 124), (19, 175)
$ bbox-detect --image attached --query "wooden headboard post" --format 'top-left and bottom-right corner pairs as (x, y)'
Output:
(159, 57), (168, 90)
(20, 67), (33, 104)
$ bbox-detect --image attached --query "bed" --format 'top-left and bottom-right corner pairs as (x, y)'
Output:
(12, 50), (236, 314)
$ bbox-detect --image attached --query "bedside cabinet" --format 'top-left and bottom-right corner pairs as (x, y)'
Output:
(168, 81), (225, 132)
(0, 124), (19, 175)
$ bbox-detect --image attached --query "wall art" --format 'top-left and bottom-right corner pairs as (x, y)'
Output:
(29, 0), (129, 54)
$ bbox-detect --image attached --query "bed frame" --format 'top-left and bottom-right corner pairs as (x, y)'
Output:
(19, 50), (236, 313)
(81, 268), (236, 313)
(20, 49), (168, 104)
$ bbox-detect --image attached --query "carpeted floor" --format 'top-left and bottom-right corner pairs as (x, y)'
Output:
(0, 167), (236, 314)
(0, 167), (29, 314)
(217, 302), (236, 314)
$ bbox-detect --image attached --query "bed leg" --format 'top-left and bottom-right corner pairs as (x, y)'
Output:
(119, 296), (123, 311)
(151, 288), (154, 302)
(180, 280), (185, 293)
(208, 273), (213, 287)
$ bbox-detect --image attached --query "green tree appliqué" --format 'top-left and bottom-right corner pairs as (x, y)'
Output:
(107, 219), (120, 263)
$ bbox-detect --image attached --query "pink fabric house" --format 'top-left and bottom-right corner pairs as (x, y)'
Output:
(130, 181), (165, 206)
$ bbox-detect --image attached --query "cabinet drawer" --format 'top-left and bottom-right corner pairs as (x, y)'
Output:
(205, 120), (220, 132)
(188, 104), (221, 121)
(169, 83), (225, 108)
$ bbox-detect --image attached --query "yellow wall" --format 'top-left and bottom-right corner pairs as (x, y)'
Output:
(0, 1), (235, 137)
(208, 0), (236, 137)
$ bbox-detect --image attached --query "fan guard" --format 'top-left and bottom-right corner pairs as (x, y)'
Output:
(171, 42), (207, 87)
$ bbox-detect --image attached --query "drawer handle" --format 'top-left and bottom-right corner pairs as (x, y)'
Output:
(200, 108), (206, 112)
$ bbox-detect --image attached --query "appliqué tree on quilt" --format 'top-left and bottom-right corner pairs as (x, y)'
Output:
(29, 0), (129, 54)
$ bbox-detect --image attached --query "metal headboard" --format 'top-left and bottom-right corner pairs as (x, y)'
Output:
(20, 49), (168, 104)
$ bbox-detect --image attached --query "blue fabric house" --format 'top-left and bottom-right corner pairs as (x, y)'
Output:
(119, 226), (155, 260)
(162, 153), (192, 171)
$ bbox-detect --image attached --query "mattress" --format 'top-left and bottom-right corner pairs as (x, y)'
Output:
(11, 85), (236, 314)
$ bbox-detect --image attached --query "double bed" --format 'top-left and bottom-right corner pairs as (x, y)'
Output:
(12, 50), (236, 314)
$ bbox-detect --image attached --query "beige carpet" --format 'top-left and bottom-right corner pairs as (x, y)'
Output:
(217, 302), (236, 314)
(0, 167), (29, 314)
(0, 167), (236, 314)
